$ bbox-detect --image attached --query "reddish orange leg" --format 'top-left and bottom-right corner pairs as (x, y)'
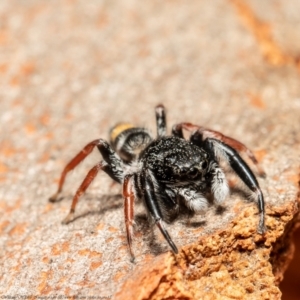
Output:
(123, 175), (136, 262)
(62, 161), (106, 224)
(173, 123), (266, 177)
(49, 139), (104, 202)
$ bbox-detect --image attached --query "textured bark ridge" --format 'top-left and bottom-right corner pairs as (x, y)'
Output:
(1, 0), (300, 298)
(115, 196), (299, 300)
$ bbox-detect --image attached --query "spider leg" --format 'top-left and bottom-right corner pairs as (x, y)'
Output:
(142, 171), (178, 254)
(207, 162), (230, 204)
(191, 131), (266, 234)
(178, 186), (210, 211)
(123, 174), (136, 262)
(62, 161), (119, 224)
(172, 123), (266, 177)
(155, 104), (167, 137)
(49, 139), (123, 202)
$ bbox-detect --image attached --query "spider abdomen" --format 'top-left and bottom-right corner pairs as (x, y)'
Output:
(110, 124), (152, 162)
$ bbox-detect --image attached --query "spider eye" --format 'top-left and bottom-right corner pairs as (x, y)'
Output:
(201, 160), (208, 169)
(188, 167), (199, 178)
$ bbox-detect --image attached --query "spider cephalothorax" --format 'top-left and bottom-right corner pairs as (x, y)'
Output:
(50, 105), (266, 261)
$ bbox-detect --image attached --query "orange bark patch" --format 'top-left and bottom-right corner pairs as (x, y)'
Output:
(275, 188), (284, 194)
(12, 263), (21, 272)
(89, 250), (102, 258)
(0, 220), (10, 233)
(143, 253), (155, 263)
(64, 287), (72, 296)
(0, 199), (21, 214)
(0, 141), (19, 157)
(90, 261), (103, 270)
(38, 270), (53, 294)
(25, 123), (37, 134)
(105, 237), (114, 243)
(39, 152), (50, 164)
(97, 11), (109, 28)
(10, 75), (20, 86)
(248, 93), (266, 109)
(61, 241), (70, 252)
(96, 222), (105, 231)
(75, 233), (82, 239)
(0, 63), (8, 73)
(78, 249), (91, 256)
(118, 245), (128, 252)
(42, 256), (50, 263)
(0, 30), (9, 45)
(51, 244), (61, 255)
(66, 258), (75, 264)
(20, 62), (36, 76)
(254, 149), (267, 163)
(44, 132), (54, 140)
(42, 203), (53, 214)
(66, 113), (74, 120)
(230, 0), (290, 66)
(78, 248), (102, 258)
(76, 279), (95, 288)
(108, 226), (119, 232)
(178, 230), (185, 237)
(51, 241), (70, 255)
(9, 222), (27, 236)
(39, 113), (50, 126)
(286, 174), (299, 186)
(6, 199), (22, 213)
(114, 269), (128, 282)
(0, 162), (8, 173)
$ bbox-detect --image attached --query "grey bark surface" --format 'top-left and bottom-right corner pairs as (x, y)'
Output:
(0, 0), (299, 298)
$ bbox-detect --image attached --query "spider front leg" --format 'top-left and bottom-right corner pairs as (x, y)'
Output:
(177, 161), (229, 209)
(207, 162), (230, 204)
(191, 131), (266, 234)
(50, 139), (124, 223)
(142, 170), (178, 254)
(178, 187), (209, 212)
(49, 139), (123, 202)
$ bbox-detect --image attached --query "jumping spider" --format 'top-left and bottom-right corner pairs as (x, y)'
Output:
(50, 105), (266, 261)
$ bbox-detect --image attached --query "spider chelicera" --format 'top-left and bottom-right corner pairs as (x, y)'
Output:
(50, 105), (266, 261)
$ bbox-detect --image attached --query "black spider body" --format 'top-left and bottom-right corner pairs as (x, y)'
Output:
(141, 136), (209, 183)
(134, 136), (212, 224)
(50, 105), (266, 261)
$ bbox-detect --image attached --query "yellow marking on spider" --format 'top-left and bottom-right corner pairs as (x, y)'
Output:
(110, 123), (135, 143)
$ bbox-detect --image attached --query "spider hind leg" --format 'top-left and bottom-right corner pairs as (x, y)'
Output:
(172, 123), (266, 177)
(191, 131), (266, 234)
